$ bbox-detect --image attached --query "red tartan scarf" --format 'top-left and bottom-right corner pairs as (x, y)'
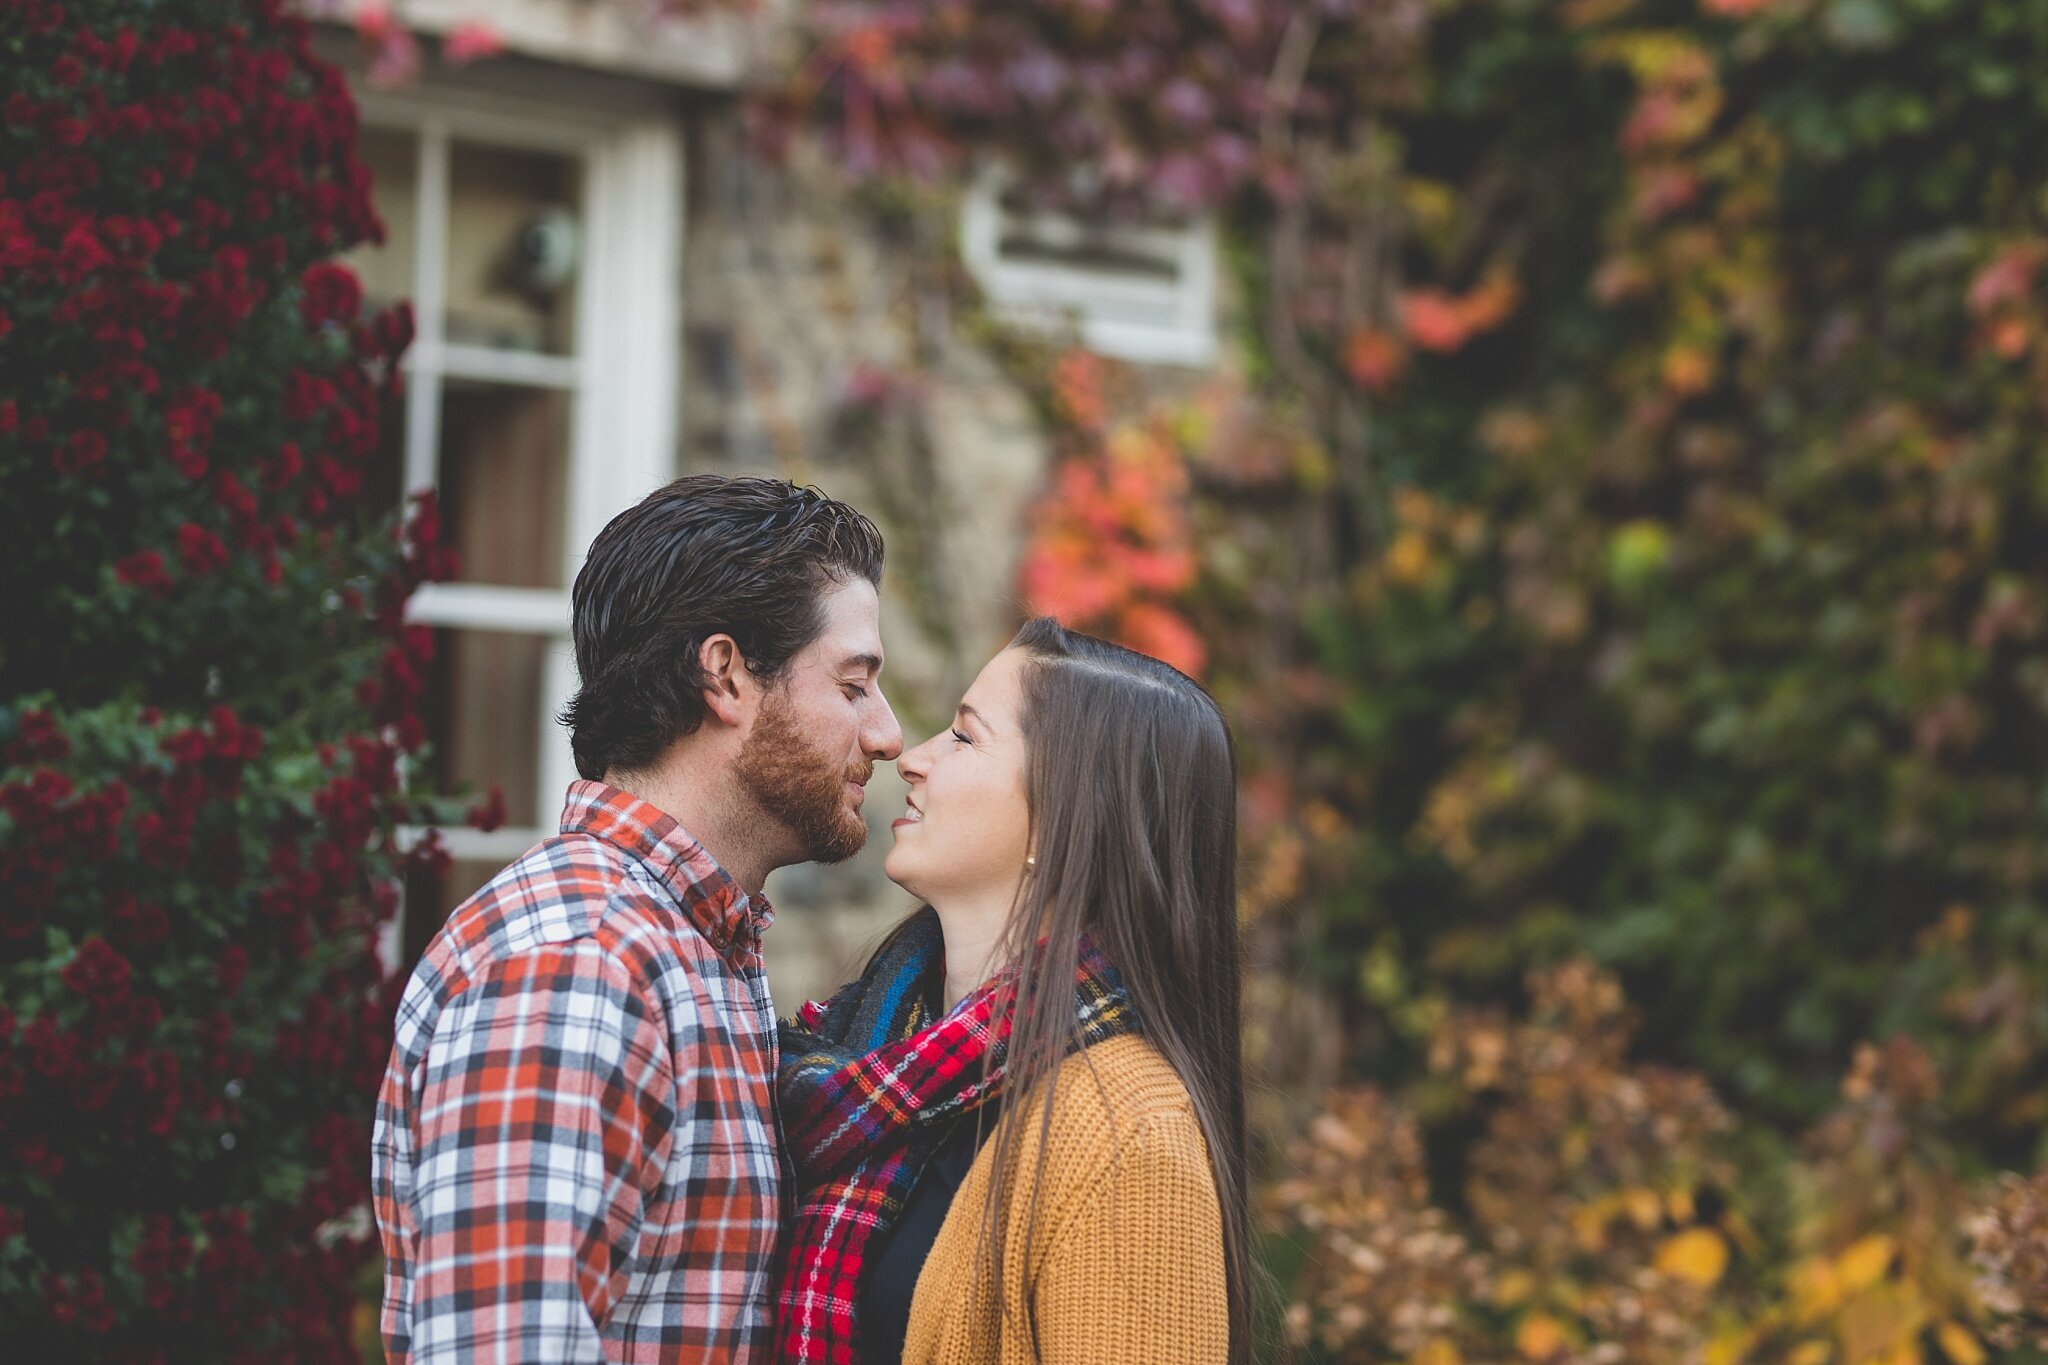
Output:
(773, 906), (1136, 1365)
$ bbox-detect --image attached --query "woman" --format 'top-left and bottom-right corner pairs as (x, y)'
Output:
(774, 617), (1252, 1365)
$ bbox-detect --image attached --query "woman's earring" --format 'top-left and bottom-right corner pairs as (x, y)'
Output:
(1025, 854), (1037, 870)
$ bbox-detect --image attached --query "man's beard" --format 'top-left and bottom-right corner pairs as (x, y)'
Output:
(734, 686), (872, 865)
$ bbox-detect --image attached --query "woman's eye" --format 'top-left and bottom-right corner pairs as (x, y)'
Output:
(951, 728), (972, 745)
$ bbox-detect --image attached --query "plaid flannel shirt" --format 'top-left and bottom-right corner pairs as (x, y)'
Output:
(372, 781), (782, 1364)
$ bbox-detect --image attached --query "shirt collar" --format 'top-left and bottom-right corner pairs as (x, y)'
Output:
(559, 779), (774, 968)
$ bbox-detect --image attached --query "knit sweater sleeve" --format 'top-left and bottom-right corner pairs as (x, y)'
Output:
(1031, 1108), (1229, 1365)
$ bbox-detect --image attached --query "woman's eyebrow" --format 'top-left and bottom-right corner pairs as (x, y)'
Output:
(956, 702), (995, 735)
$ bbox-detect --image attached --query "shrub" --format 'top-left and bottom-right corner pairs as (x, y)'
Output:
(0, 1), (454, 1357)
(1969, 1168), (2048, 1355)
(1175, 0), (2048, 1151)
(1017, 349), (1208, 676)
(1269, 963), (2024, 1365)
(782, 0), (2048, 1151)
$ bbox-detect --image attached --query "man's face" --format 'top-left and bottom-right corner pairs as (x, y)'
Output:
(732, 577), (902, 864)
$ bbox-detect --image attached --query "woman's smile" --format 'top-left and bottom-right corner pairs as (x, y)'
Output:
(881, 651), (1032, 911)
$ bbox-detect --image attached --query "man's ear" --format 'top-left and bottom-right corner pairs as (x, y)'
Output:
(698, 633), (755, 728)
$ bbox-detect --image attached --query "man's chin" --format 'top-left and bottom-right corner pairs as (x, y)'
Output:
(803, 814), (868, 866)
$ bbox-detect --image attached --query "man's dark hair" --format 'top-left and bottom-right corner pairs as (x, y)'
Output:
(560, 475), (884, 781)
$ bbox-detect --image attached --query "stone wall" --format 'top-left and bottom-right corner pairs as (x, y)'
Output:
(676, 108), (1051, 1007)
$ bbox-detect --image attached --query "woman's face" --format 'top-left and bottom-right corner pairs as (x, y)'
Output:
(884, 647), (1033, 906)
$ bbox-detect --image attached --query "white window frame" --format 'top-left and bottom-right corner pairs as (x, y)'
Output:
(959, 166), (1218, 368)
(352, 84), (682, 957)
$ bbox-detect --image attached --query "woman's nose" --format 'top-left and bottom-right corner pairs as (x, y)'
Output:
(896, 734), (936, 783)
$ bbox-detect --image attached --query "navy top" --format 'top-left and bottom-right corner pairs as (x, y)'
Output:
(859, 1103), (1001, 1365)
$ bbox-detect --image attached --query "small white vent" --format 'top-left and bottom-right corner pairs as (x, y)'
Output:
(960, 169), (1218, 368)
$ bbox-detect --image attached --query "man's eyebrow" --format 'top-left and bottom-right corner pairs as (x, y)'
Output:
(837, 652), (883, 675)
(956, 702), (995, 735)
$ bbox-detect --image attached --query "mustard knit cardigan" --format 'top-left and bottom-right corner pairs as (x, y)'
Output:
(899, 1033), (1229, 1365)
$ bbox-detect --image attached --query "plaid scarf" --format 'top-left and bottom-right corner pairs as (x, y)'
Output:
(773, 906), (1137, 1365)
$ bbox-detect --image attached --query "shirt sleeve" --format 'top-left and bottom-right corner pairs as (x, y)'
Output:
(1032, 1112), (1231, 1365)
(402, 940), (679, 1364)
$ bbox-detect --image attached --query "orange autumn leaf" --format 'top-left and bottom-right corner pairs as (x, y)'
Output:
(1461, 271), (1522, 334)
(1987, 316), (2031, 359)
(1118, 601), (1207, 677)
(1399, 271), (1522, 354)
(1049, 348), (1108, 432)
(1019, 410), (1204, 675)
(1344, 325), (1409, 392)
(838, 23), (896, 74)
(1401, 289), (1475, 352)
(1515, 1312), (1569, 1360)
(1661, 344), (1713, 395)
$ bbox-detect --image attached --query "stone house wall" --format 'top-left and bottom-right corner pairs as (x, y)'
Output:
(674, 111), (1051, 1007)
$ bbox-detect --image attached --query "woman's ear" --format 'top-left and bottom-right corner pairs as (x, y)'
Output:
(698, 633), (752, 728)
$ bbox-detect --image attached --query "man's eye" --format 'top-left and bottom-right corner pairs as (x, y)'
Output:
(843, 683), (869, 700)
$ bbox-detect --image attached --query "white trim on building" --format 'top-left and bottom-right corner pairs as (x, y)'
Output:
(306, 0), (762, 88)
(355, 81), (682, 965)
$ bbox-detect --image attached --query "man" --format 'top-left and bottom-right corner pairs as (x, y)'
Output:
(372, 476), (903, 1363)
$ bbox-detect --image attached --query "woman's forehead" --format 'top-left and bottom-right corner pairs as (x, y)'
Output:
(962, 648), (1029, 713)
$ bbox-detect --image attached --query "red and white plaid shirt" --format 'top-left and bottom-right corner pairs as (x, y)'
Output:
(372, 781), (782, 1364)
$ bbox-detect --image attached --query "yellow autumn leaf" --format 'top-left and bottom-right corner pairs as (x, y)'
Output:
(1666, 1185), (1697, 1225)
(1839, 1283), (1928, 1363)
(1516, 1312), (1568, 1361)
(1793, 1256), (1843, 1322)
(1571, 1201), (1610, 1252)
(1788, 1342), (1832, 1365)
(1836, 1233), (1897, 1294)
(1624, 1186), (1663, 1230)
(1704, 1325), (1756, 1365)
(1411, 1341), (1463, 1365)
(1936, 1321), (1986, 1365)
(1385, 529), (1435, 586)
(1494, 1269), (1537, 1308)
(1654, 1226), (1730, 1287)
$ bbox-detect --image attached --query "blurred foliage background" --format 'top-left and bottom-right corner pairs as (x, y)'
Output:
(12, 0), (2046, 1357)
(767, 0), (2048, 1358)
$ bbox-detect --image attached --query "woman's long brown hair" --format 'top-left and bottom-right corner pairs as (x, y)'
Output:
(969, 615), (1253, 1363)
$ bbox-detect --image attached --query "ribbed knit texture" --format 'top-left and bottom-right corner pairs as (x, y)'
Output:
(900, 1035), (1228, 1365)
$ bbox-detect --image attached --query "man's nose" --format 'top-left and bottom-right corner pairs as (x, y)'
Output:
(865, 691), (904, 761)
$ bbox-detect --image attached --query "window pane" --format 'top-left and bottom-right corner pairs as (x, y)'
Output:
(346, 126), (419, 316)
(418, 626), (550, 826)
(445, 140), (583, 356)
(439, 379), (570, 589)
